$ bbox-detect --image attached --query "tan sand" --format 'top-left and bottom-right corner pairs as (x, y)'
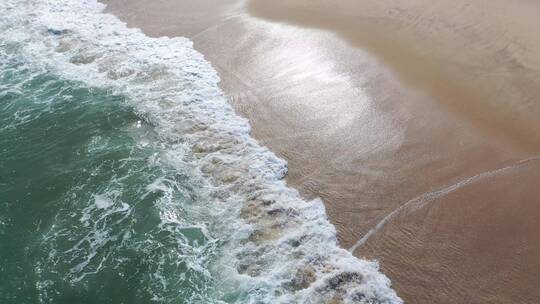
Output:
(101, 0), (540, 302)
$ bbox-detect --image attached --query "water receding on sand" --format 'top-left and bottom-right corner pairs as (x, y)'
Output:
(0, 1), (401, 303)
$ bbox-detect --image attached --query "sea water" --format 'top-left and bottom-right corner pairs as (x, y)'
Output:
(0, 1), (401, 303)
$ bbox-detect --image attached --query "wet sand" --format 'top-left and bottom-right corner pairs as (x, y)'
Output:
(101, 0), (540, 302)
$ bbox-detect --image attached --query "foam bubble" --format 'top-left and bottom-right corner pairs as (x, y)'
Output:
(92, 194), (113, 209)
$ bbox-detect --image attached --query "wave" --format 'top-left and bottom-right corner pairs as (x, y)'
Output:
(0, 0), (402, 303)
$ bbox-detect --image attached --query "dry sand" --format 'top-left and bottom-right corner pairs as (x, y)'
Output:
(102, 0), (540, 302)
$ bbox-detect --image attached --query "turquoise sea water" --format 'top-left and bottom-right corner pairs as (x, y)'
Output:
(0, 46), (219, 303)
(0, 1), (402, 303)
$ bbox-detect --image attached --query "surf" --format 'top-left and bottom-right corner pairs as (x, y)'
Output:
(0, 0), (401, 303)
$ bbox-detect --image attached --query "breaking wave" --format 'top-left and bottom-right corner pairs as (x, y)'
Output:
(0, 0), (402, 303)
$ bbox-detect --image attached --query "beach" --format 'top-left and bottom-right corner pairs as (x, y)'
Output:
(101, 0), (540, 302)
(2, 0), (402, 302)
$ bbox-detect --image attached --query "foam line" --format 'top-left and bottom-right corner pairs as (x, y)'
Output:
(349, 156), (540, 254)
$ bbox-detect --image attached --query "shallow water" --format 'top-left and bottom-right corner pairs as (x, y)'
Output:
(0, 1), (401, 303)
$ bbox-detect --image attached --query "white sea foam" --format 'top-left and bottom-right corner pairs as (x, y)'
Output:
(0, 0), (402, 303)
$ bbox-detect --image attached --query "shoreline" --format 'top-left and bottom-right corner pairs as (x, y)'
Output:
(101, 0), (540, 302)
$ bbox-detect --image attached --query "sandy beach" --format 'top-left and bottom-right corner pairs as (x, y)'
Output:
(102, 0), (540, 302)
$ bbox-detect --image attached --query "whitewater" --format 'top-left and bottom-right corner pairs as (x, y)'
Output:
(0, 0), (402, 303)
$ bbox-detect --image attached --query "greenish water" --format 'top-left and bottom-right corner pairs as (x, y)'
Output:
(0, 46), (218, 304)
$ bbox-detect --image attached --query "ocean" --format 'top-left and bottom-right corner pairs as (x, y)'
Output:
(0, 1), (401, 303)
